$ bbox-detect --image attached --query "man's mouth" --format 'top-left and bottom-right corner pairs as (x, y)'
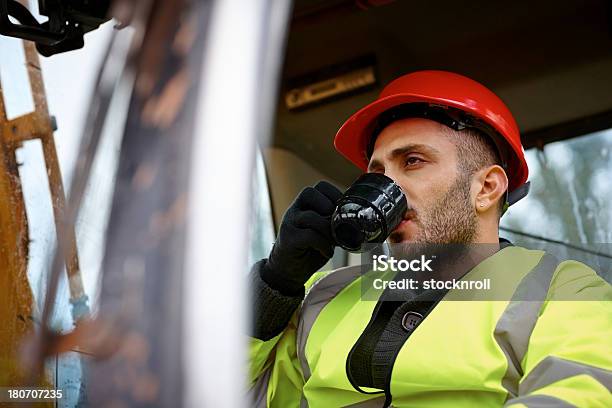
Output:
(395, 219), (413, 229)
(393, 210), (417, 232)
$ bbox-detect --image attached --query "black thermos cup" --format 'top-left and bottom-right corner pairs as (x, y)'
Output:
(331, 173), (407, 252)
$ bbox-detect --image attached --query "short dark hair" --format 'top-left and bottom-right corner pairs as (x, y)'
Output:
(440, 125), (506, 216)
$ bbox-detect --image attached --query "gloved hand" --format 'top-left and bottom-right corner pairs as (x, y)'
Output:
(261, 181), (343, 296)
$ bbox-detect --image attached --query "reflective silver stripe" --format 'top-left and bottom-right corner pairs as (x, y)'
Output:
(504, 394), (576, 407)
(296, 265), (363, 382)
(248, 368), (271, 408)
(494, 253), (560, 398)
(519, 356), (612, 395)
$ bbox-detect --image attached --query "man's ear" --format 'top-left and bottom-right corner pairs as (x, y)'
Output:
(473, 165), (508, 213)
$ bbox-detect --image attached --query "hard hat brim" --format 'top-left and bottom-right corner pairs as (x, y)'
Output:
(334, 93), (529, 193)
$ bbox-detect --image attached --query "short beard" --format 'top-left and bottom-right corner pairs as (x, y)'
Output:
(385, 174), (484, 287)
(416, 172), (477, 244)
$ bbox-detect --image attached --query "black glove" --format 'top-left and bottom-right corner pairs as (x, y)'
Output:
(261, 181), (343, 296)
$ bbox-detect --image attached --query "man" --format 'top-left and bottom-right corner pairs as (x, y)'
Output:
(248, 71), (612, 407)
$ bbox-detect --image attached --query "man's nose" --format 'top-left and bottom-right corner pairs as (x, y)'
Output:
(379, 169), (410, 200)
(382, 168), (401, 187)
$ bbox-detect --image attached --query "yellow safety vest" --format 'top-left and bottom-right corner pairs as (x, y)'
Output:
(249, 246), (612, 407)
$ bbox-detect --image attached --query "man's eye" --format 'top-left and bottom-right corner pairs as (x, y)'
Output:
(404, 156), (424, 167)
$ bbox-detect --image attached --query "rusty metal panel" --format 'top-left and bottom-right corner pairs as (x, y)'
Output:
(0, 7), (88, 403)
(0, 43), (55, 408)
(0, 103), (34, 388)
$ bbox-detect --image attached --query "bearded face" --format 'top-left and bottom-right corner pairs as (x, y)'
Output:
(368, 118), (478, 245)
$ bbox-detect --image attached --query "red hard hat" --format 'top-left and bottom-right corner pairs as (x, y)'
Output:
(334, 70), (529, 194)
